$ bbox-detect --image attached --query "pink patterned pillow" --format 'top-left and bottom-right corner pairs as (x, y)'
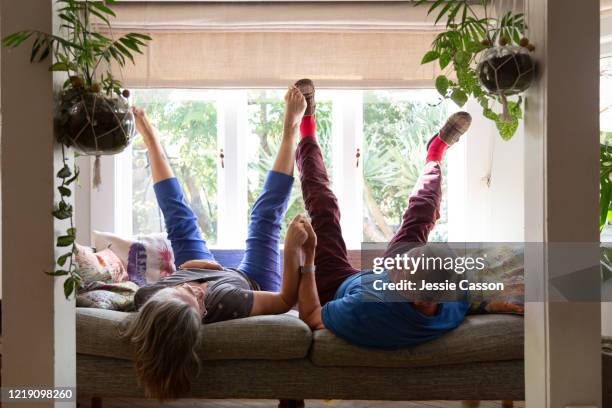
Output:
(92, 231), (175, 287)
(75, 244), (128, 284)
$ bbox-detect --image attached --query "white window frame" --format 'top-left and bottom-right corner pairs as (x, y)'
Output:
(83, 88), (465, 249)
(332, 90), (364, 249)
(216, 90), (249, 249)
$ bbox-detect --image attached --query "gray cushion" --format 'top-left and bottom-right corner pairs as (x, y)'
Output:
(310, 314), (524, 368)
(76, 307), (312, 361)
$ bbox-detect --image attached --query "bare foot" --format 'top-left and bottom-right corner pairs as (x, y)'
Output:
(284, 86), (307, 131)
(132, 107), (158, 147)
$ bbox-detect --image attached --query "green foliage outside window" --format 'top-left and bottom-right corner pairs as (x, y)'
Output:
(131, 90), (448, 246)
(247, 91), (333, 241)
(363, 92), (449, 242)
(132, 90), (218, 242)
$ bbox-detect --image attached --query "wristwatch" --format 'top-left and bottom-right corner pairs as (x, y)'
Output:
(299, 265), (316, 274)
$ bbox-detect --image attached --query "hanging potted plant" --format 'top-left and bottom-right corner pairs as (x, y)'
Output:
(416, 0), (535, 140)
(3, 0), (150, 297)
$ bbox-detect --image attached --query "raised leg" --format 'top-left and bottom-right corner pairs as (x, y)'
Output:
(133, 107), (215, 268)
(384, 111), (471, 258)
(238, 86), (303, 291)
(383, 161), (442, 258)
(238, 170), (293, 291)
(153, 178), (215, 267)
(296, 136), (359, 304)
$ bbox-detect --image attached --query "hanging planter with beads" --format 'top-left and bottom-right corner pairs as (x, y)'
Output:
(477, 42), (535, 123)
(415, 0), (536, 140)
(57, 81), (136, 187)
(3, 0), (151, 298)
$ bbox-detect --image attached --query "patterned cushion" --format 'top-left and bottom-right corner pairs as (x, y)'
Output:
(76, 281), (139, 311)
(93, 230), (175, 286)
(466, 244), (524, 314)
(75, 244), (137, 311)
(75, 243), (127, 284)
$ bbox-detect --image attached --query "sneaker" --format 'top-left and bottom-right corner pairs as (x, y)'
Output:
(294, 78), (316, 116)
(435, 111), (472, 147)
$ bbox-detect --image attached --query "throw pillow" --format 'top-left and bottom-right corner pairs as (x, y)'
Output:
(75, 243), (128, 285)
(92, 230), (175, 286)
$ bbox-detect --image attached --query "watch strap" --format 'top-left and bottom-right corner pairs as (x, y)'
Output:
(300, 265), (316, 274)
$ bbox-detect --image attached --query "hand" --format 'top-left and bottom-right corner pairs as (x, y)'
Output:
(284, 86), (307, 129)
(284, 214), (309, 253)
(132, 107), (156, 143)
(302, 218), (317, 261)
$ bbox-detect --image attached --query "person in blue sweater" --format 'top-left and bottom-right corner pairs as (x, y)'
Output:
(294, 79), (472, 349)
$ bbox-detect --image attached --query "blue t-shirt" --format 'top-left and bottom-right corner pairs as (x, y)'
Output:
(321, 271), (469, 349)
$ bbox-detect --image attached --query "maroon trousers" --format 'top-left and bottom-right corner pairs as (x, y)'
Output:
(296, 136), (442, 305)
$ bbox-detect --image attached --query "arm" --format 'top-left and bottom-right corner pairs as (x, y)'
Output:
(298, 265), (325, 330)
(298, 221), (325, 330)
(249, 215), (307, 316)
(250, 247), (301, 316)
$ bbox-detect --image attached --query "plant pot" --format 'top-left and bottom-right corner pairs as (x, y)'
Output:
(477, 45), (535, 96)
(56, 89), (135, 156)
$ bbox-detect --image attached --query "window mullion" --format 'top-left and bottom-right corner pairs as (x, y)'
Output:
(332, 90), (364, 249)
(216, 90), (248, 249)
(115, 145), (134, 237)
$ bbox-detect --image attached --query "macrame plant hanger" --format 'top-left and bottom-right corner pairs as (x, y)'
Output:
(89, 22), (131, 190)
(493, 0), (520, 122)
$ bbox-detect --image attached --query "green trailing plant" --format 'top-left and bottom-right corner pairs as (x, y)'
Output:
(415, 0), (534, 140)
(49, 145), (81, 297)
(2, 0), (150, 298)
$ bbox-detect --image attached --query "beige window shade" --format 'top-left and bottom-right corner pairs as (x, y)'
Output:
(104, 3), (449, 88)
(106, 2), (445, 32)
(110, 31), (442, 88)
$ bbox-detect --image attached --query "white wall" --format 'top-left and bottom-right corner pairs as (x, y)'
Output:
(75, 156), (92, 246)
(75, 150), (134, 247)
(448, 99), (525, 242)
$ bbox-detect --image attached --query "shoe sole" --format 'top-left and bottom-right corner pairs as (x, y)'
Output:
(295, 78), (316, 116)
(428, 111), (472, 149)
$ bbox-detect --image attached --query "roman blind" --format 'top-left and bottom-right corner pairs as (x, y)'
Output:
(103, 2), (454, 88)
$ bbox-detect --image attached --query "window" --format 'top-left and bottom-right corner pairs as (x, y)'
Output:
(131, 90), (219, 244)
(362, 90), (449, 243)
(246, 90), (334, 240)
(125, 89), (451, 249)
